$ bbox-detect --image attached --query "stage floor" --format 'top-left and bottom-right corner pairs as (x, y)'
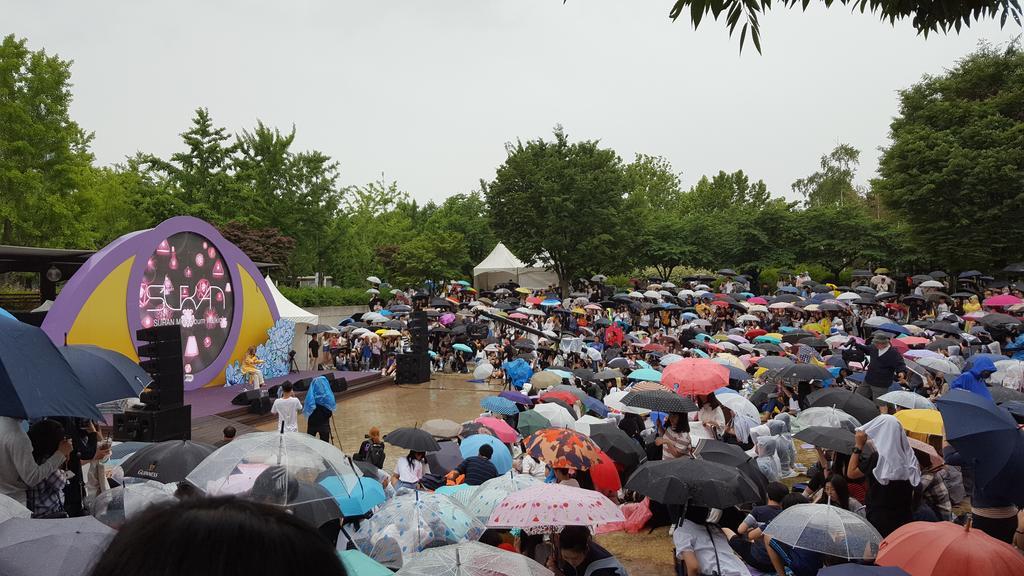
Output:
(184, 370), (383, 420)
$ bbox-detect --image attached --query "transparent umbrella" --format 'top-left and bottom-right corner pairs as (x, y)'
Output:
(395, 542), (552, 576)
(91, 479), (176, 528)
(185, 431), (360, 523)
(792, 407), (860, 433)
(765, 503), (883, 560)
(0, 494), (30, 523)
(463, 473), (543, 523)
(351, 489), (485, 570)
(878, 391), (936, 410)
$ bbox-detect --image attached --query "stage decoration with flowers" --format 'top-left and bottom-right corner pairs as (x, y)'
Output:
(225, 318), (295, 387)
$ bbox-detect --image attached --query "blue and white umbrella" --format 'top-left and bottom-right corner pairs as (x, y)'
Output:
(480, 396), (518, 416)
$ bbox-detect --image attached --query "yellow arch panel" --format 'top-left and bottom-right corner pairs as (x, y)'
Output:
(204, 264), (275, 387)
(67, 258), (139, 361)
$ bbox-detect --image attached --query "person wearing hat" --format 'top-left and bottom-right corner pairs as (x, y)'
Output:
(848, 332), (907, 401)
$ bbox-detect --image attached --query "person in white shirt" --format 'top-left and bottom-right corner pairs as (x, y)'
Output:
(271, 383), (302, 433)
(0, 416), (71, 506)
(674, 505), (751, 576)
(392, 451), (426, 490)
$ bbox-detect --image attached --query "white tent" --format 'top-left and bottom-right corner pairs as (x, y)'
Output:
(473, 242), (559, 290)
(264, 276), (318, 325)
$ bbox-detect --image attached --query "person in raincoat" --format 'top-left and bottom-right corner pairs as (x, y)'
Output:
(241, 346), (265, 391)
(303, 376), (336, 443)
(948, 356), (996, 400)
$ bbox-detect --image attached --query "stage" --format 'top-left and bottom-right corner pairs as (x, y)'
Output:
(184, 370), (389, 421)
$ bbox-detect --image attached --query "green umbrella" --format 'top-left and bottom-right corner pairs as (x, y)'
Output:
(516, 410), (551, 437)
(339, 549), (392, 576)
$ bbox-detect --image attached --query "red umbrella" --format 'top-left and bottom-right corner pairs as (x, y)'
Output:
(876, 520), (1024, 576)
(745, 329), (767, 339)
(747, 297), (768, 305)
(540, 391), (580, 406)
(890, 338), (909, 355)
(711, 300), (730, 308)
(661, 358), (729, 396)
(526, 296), (543, 305)
(899, 336), (929, 347)
(642, 343), (667, 353)
(589, 450), (622, 494)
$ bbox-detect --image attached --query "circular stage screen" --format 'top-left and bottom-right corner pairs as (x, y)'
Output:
(137, 231), (235, 381)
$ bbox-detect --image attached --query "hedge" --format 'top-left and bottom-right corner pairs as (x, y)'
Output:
(277, 286), (369, 307)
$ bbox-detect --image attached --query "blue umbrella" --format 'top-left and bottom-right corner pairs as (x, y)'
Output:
(322, 476), (386, 517)
(875, 323), (910, 335)
(453, 343), (472, 353)
(778, 286), (799, 294)
(936, 389), (1019, 487)
(545, 368), (573, 380)
(636, 360), (653, 370)
(338, 549), (392, 576)
(0, 317), (101, 420)
(540, 299), (561, 307)
(502, 359), (532, 389)
(480, 396), (518, 416)
(0, 308), (15, 321)
(459, 434), (512, 474)
(582, 396), (609, 417)
(59, 345), (151, 404)
(627, 368), (662, 382)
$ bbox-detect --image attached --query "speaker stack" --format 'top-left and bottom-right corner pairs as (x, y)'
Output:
(397, 310), (430, 384)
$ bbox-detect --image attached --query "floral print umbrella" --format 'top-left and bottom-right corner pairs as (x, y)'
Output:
(523, 428), (602, 471)
(486, 483), (623, 529)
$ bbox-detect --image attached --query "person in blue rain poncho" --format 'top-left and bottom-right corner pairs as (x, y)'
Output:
(948, 356), (995, 401)
(303, 376), (337, 443)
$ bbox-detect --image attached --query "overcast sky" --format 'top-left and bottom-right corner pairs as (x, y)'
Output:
(6, 1), (1018, 203)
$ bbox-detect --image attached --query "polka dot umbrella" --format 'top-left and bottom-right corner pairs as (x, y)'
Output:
(486, 483), (623, 530)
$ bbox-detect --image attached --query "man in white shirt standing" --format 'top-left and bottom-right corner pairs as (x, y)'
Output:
(0, 416), (71, 506)
(271, 383), (302, 433)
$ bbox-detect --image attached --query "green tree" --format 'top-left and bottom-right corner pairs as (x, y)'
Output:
(660, 0), (1021, 54)
(874, 42), (1024, 271)
(625, 154), (684, 278)
(792, 144), (863, 208)
(791, 204), (895, 277)
(681, 170), (770, 214)
(391, 231), (471, 286)
(485, 127), (633, 292)
(423, 191), (496, 274)
(0, 34), (95, 247)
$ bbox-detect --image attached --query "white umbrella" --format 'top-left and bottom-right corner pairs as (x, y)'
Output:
(366, 288), (380, 295)
(603, 389), (649, 415)
(919, 280), (944, 288)
(483, 343), (500, 353)
(864, 316), (892, 327)
(532, 403), (576, 428)
(747, 304), (769, 313)
(769, 302), (794, 310)
(0, 494), (30, 523)
(715, 391), (760, 421)
(628, 291), (644, 299)
(792, 407), (860, 433)
(572, 415), (608, 436)
(836, 292), (860, 301)
(878, 390), (936, 410)
(662, 281), (676, 288)
(366, 276), (382, 284)
(737, 314), (760, 323)
(915, 356), (961, 376)
(473, 362), (494, 380)
(643, 290), (661, 300)
(91, 480), (176, 527)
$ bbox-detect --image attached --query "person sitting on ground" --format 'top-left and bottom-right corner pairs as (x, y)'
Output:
(453, 443), (500, 486)
(654, 412), (691, 460)
(813, 475), (865, 517)
(87, 497), (346, 576)
(215, 426), (236, 448)
(552, 467), (579, 487)
(722, 481), (788, 573)
(549, 525), (628, 576)
(392, 450), (426, 491)
(674, 504), (751, 576)
(764, 493), (838, 576)
(355, 427), (386, 469)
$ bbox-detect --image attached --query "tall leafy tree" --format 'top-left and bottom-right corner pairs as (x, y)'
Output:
(486, 127), (633, 291)
(792, 144), (863, 208)
(0, 34), (94, 247)
(874, 42), (1024, 271)
(423, 191), (496, 274)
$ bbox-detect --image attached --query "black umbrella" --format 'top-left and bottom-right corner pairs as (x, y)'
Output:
(755, 356), (794, 371)
(781, 330), (815, 344)
(807, 388), (880, 423)
(798, 337), (828, 349)
(990, 386), (1024, 404)
(430, 326), (451, 334)
(793, 426), (855, 455)
(625, 457), (761, 508)
(771, 294), (803, 303)
(853, 298), (878, 306)
(460, 422), (494, 438)
(854, 286), (877, 294)
(353, 460), (383, 479)
(754, 343), (784, 354)
(1003, 263), (1024, 274)
(950, 291), (976, 298)
(717, 269), (737, 276)
(594, 317), (612, 327)
(120, 440), (215, 483)
(926, 337), (961, 351)
(514, 339), (536, 350)
(608, 357), (631, 370)
(595, 368), (623, 381)
(693, 439), (769, 500)
(304, 324), (336, 335)
(384, 427), (441, 452)
(425, 440), (463, 475)
(978, 313), (1022, 329)
(929, 270), (948, 279)
(572, 368), (596, 381)
(622, 390), (698, 413)
(926, 321), (963, 336)
(959, 270), (983, 278)
(748, 382), (778, 407)
(777, 364), (833, 382)
(589, 424), (647, 473)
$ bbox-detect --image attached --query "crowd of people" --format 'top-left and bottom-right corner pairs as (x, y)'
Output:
(2, 268), (1023, 576)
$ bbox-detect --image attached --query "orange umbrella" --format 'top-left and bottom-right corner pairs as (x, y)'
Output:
(523, 428), (602, 471)
(876, 520), (1024, 576)
(540, 391), (579, 407)
(661, 357), (730, 396)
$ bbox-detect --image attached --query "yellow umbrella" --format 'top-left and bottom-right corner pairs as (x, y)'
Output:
(714, 353), (745, 369)
(766, 333), (783, 340)
(895, 409), (943, 436)
(712, 332), (731, 342)
(515, 287), (531, 295)
(571, 307), (586, 315)
(375, 329), (387, 335)
(381, 329), (402, 337)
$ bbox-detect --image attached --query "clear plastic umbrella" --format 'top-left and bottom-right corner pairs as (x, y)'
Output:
(91, 480), (176, 528)
(792, 407), (860, 433)
(0, 493), (30, 523)
(463, 473), (544, 523)
(715, 391), (760, 421)
(395, 541), (552, 576)
(532, 403), (576, 428)
(878, 391), (936, 410)
(765, 503), (882, 560)
(185, 431), (360, 520)
(351, 489), (485, 570)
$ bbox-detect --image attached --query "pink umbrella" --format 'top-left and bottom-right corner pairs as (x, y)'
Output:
(661, 357), (729, 396)
(898, 336), (929, 346)
(475, 417), (519, 444)
(984, 294), (1023, 307)
(747, 297), (768, 305)
(439, 313), (456, 325)
(509, 313), (529, 320)
(487, 483), (624, 528)
(963, 311), (987, 321)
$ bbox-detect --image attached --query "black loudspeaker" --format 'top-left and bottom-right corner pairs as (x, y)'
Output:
(231, 389), (262, 406)
(248, 396), (272, 415)
(293, 378), (311, 392)
(329, 376), (347, 393)
(466, 322), (488, 340)
(408, 311), (429, 353)
(395, 353), (430, 384)
(267, 382), (288, 399)
(112, 405), (191, 442)
(136, 325), (184, 409)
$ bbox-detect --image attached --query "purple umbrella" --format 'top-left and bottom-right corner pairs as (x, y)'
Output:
(728, 334), (749, 344)
(440, 313), (456, 325)
(499, 391), (533, 405)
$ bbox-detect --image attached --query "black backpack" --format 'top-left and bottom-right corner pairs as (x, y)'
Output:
(356, 440), (387, 469)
